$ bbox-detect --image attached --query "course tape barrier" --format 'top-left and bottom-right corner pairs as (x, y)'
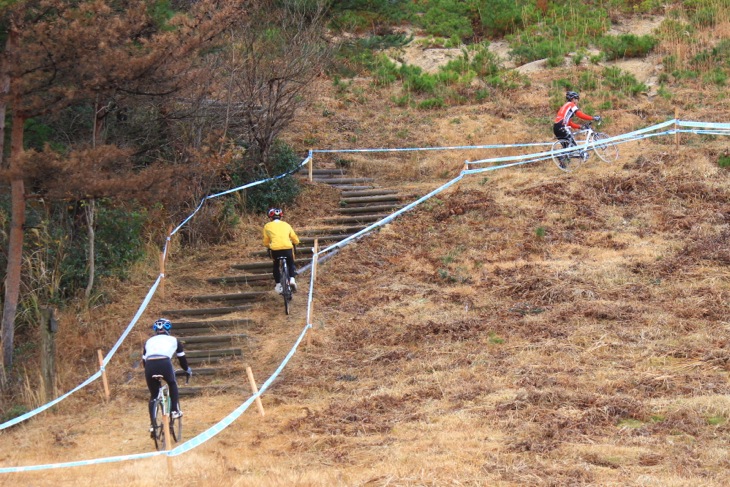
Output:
(2, 118), (728, 470)
(0, 300), (313, 472)
(167, 320), (311, 456)
(310, 142), (551, 154)
(0, 275), (163, 431)
(0, 160), (313, 431)
(0, 371), (103, 432)
(170, 157), (311, 237)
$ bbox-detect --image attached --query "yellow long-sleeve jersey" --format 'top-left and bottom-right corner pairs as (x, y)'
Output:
(263, 219), (300, 251)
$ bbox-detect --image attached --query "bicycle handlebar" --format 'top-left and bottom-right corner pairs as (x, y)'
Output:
(174, 368), (191, 385)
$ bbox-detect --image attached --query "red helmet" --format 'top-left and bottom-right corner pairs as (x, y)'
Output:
(268, 208), (283, 219)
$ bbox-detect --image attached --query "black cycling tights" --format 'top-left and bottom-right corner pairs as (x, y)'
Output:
(144, 358), (180, 422)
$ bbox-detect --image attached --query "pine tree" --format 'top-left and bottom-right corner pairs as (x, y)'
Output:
(0, 0), (243, 371)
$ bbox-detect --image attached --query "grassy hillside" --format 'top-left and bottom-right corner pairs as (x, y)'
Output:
(1, 3), (729, 486)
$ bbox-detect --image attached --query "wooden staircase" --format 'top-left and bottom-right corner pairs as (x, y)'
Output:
(150, 166), (410, 396)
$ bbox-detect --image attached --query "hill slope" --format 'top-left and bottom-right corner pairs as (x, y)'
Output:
(2, 15), (730, 487)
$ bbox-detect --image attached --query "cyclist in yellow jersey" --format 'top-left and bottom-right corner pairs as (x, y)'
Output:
(263, 207), (300, 293)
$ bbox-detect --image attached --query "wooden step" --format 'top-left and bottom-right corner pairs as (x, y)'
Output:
(207, 274), (270, 285)
(188, 291), (267, 303)
(186, 348), (242, 358)
(178, 385), (248, 396)
(171, 319), (254, 336)
(332, 185), (375, 190)
(299, 168), (348, 176)
(233, 261), (304, 272)
(337, 203), (403, 214)
(298, 235), (347, 244)
(341, 195), (402, 204)
(160, 305), (252, 317)
(185, 351), (243, 365)
(341, 189), (399, 198)
(301, 225), (369, 235)
(248, 248), (316, 258)
(180, 334), (248, 346)
(313, 177), (374, 184)
(322, 214), (389, 224)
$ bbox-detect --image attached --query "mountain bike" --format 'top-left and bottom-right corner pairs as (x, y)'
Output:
(551, 121), (619, 173)
(150, 369), (189, 450)
(277, 256), (293, 315)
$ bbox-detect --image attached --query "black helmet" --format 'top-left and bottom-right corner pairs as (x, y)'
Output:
(566, 91), (580, 101)
(152, 318), (172, 334)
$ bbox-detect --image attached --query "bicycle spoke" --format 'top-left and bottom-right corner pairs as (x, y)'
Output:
(153, 399), (165, 450)
(551, 140), (581, 173)
(592, 132), (619, 163)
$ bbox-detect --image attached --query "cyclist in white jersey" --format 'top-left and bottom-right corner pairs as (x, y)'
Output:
(143, 318), (191, 430)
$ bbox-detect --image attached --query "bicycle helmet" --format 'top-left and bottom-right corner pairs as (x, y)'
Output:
(268, 208), (283, 220)
(152, 318), (172, 334)
(566, 91), (580, 101)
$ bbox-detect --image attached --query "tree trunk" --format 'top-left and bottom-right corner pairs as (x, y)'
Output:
(1, 109), (26, 370)
(40, 307), (57, 402)
(84, 198), (96, 302)
(0, 78), (8, 169)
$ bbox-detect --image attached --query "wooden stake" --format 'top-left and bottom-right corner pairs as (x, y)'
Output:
(161, 226), (173, 299)
(307, 240), (320, 348)
(463, 160), (469, 173)
(308, 150), (314, 182)
(41, 308), (57, 403)
(160, 250), (166, 299)
(164, 413), (173, 475)
(97, 349), (110, 402)
(674, 107), (680, 150)
(246, 366), (265, 416)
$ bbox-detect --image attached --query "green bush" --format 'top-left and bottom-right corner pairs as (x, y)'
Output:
(474, 0), (527, 37)
(546, 55), (565, 68)
(468, 43), (502, 77)
(602, 66), (648, 96)
(691, 39), (730, 69)
(418, 0), (473, 40)
(598, 33), (658, 60)
(718, 153), (730, 168)
(400, 65), (437, 94)
(328, 1), (414, 33)
(684, 0), (720, 28)
(703, 68), (727, 86)
(61, 202), (147, 293)
(243, 141), (303, 214)
(418, 97), (445, 110)
(509, 37), (570, 64)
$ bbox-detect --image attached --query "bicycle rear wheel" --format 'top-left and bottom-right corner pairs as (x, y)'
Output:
(591, 132), (619, 163)
(280, 260), (292, 315)
(551, 140), (581, 173)
(151, 398), (166, 450)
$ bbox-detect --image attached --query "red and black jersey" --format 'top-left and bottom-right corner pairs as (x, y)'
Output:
(554, 101), (593, 130)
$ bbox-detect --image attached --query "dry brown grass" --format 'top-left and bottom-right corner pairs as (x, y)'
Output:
(2, 14), (730, 487)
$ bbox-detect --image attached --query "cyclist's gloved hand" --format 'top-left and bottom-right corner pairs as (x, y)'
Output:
(186, 367), (193, 377)
(593, 115), (602, 122)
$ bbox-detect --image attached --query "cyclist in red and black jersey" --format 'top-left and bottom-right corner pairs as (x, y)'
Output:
(554, 91), (601, 148)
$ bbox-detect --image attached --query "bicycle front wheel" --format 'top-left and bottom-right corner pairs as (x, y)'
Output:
(592, 133), (619, 163)
(151, 399), (166, 450)
(551, 140), (580, 173)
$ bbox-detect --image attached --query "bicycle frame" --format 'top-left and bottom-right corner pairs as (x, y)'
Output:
(551, 121), (618, 172)
(150, 370), (188, 450)
(563, 124), (598, 155)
